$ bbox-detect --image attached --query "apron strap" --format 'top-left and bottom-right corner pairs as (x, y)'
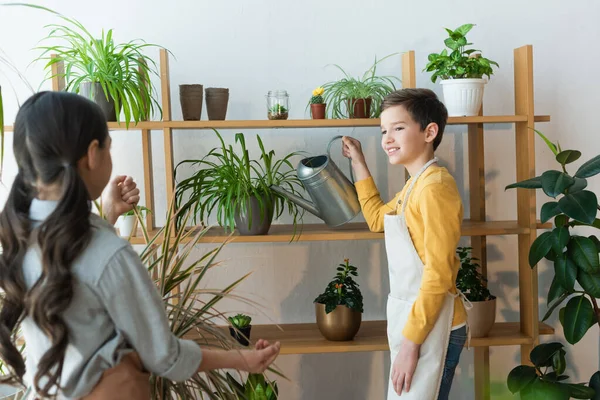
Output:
(450, 290), (473, 349)
(397, 157), (439, 214)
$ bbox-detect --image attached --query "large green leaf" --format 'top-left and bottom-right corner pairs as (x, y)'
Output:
(455, 23), (475, 37)
(555, 254), (577, 291)
(552, 349), (566, 376)
(506, 176), (542, 190)
(569, 178), (588, 193)
(507, 365), (538, 393)
(552, 227), (570, 254)
(555, 214), (569, 228)
(521, 379), (570, 400)
(589, 371), (600, 400)
(564, 295), (595, 345)
(566, 384), (596, 399)
(542, 171), (575, 198)
(534, 129), (559, 156)
(575, 155), (600, 179)
(559, 191), (598, 224)
(529, 232), (554, 267)
(556, 150), (582, 165)
(577, 270), (600, 298)
(541, 202), (562, 224)
(547, 277), (567, 306)
(530, 342), (564, 368)
(568, 236), (600, 273)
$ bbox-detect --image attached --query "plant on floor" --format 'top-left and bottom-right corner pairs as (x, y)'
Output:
(17, 4), (165, 126)
(456, 247), (494, 302)
(314, 258), (363, 313)
(175, 130), (305, 237)
(320, 54), (399, 119)
(217, 372), (279, 400)
(506, 130), (600, 399)
(424, 23), (499, 83)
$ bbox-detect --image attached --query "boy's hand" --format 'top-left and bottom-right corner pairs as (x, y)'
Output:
(342, 136), (366, 166)
(102, 176), (140, 225)
(391, 339), (420, 395)
(239, 340), (281, 373)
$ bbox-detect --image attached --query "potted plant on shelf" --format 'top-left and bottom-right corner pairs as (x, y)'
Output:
(268, 104), (288, 120)
(456, 246), (496, 337)
(308, 86), (326, 119)
(175, 130), (305, 237)
(320, 54), (399, 119)
(117, 205), (151, 238)
(314, 258), (363, 341)
(505, 130), (600, 399)
(228, 313), (252, 346)
(27, 4), (165, 126)
(424, 23), (499, 117)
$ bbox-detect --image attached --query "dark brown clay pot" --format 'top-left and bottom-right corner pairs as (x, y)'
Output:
(234, 194), (274, 235)
(229, 326), (252, 346)
(79, 82), (118, 121)
(205, 87), (229, 120)
(179, 84), (203, 121)
(315, 303), (362, 341)
(310, 103), (326, 119)
(348, 97), (372, 119)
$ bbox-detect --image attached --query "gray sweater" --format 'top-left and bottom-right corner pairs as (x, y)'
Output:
(21, 199), (202, 399)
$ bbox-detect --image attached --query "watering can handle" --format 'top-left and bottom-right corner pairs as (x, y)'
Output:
(327, 135), (355, 183)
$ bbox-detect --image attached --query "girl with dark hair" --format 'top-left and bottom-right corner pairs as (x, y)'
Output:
(0, 91), (280, 399)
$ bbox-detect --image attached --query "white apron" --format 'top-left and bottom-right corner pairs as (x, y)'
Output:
(385, 158), (460, 400)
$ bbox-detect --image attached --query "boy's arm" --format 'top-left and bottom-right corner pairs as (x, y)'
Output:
(402, 182), (463, 344)
(355, 177), (400, 233)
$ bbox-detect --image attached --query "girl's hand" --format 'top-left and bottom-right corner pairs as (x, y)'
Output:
(341, 136), (366, 166)
(239, 340), (281, 374)
(103, 176), (140, 225)
(391, 339), (420, 395)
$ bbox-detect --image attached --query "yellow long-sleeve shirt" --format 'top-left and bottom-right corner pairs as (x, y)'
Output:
(355, 165), (467, 344)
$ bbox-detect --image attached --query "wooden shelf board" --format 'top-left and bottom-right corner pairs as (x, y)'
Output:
(187, 321), (554, 355)
(2, 115), (550, 133)
(128, 220), (536, 245)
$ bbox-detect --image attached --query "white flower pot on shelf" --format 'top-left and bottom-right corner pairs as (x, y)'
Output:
(440, 78), (486, 117)
(118, 215), (137, 238)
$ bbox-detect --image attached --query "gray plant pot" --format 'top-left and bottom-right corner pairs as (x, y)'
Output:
(234, 195), (274, 235)
(79, 82), (117, 121)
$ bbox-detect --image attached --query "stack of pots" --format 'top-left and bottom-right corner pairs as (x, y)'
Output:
(179, 84), (204, 121)
(205, 87), (229, 120)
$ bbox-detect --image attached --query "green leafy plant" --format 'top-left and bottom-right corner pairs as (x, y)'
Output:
(314, 258), (364, 314)
(269, 104), (287, 114)
(424, 23), (499, 83)
(123, 205), (151, 217)
(508, 342), (598, 399)
(320, 54), (399, 118)
(18, 4), (165, 126)
(175, 130), (305, 237)
(456, 247), (495, 302)
(506, 130), (600, 399)
(228, 314), (252, 329)
(217, 373), (279, 400)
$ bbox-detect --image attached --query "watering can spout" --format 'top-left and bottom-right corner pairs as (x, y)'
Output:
(270, 185), (321, 218)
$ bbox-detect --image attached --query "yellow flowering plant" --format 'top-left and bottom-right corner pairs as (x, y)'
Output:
(310, 87), (325, 104)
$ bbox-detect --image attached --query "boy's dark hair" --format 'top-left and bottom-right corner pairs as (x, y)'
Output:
(381, 88), (448, 151)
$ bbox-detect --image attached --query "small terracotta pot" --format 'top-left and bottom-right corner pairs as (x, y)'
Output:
(179, 84), (204, 121)
(348, 98), (372, 118)
(310, 103), (326, 119)
(315, 303), (362, 341)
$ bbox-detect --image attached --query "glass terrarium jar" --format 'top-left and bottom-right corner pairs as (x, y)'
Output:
(266, 90), (289, 120)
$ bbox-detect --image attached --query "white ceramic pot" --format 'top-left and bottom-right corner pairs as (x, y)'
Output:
(466, 297), (496, 338)
(118, 215), (137, 238)
(440, 78), (486, 117)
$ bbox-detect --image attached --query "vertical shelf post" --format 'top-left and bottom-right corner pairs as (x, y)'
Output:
(159, 49), (175, 229)
(50, 55), (65, 91)
(514, 45), (539, 365)
(402, 50), (416, 181)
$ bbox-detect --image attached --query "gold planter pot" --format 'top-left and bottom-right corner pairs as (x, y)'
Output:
(315, 303), (362, 341)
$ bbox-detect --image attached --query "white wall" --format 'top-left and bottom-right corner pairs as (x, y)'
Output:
(2, 0), (600, 399)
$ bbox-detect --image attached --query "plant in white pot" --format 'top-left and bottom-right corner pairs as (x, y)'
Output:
(456, 246), (496, 337)
(424, 24), (499, 117)
(118, 206), (151, 238)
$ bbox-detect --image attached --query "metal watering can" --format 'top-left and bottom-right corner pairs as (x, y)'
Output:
(271, 136), (361, 227)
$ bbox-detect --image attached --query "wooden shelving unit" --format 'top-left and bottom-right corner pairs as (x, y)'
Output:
(32, 46), (549, 399)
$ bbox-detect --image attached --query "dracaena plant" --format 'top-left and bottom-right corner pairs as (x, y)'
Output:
(314, 258), (364, 314)
(505, 129), (600, 400)
(424, 23), (499, 83)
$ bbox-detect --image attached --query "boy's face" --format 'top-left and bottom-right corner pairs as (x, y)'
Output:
(380, 105), (437, 166)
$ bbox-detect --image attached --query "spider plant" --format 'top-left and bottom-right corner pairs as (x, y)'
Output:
(11, 3), (165, 126)
(320, 54), (400, 119)
(175, 130), (305, 238)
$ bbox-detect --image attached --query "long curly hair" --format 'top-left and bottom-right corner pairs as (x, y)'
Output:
(0, 91), (108, 396)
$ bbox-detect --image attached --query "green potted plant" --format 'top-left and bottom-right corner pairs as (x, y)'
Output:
(175, 130), (305, 237)
(314, 258), (363, 341)
(320, 54), (399, 119)
(216, 372), (279, 400)
(117, 205), (151, 238)
(228, 313), (252, 346)
(308, 86), (326, 119)
(424, 23), (499, 117)
(456, 247), (496, 337)
(505, 130), (600, 399)
(268, 104), (288, 120)
(26, 5), (164, 126)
